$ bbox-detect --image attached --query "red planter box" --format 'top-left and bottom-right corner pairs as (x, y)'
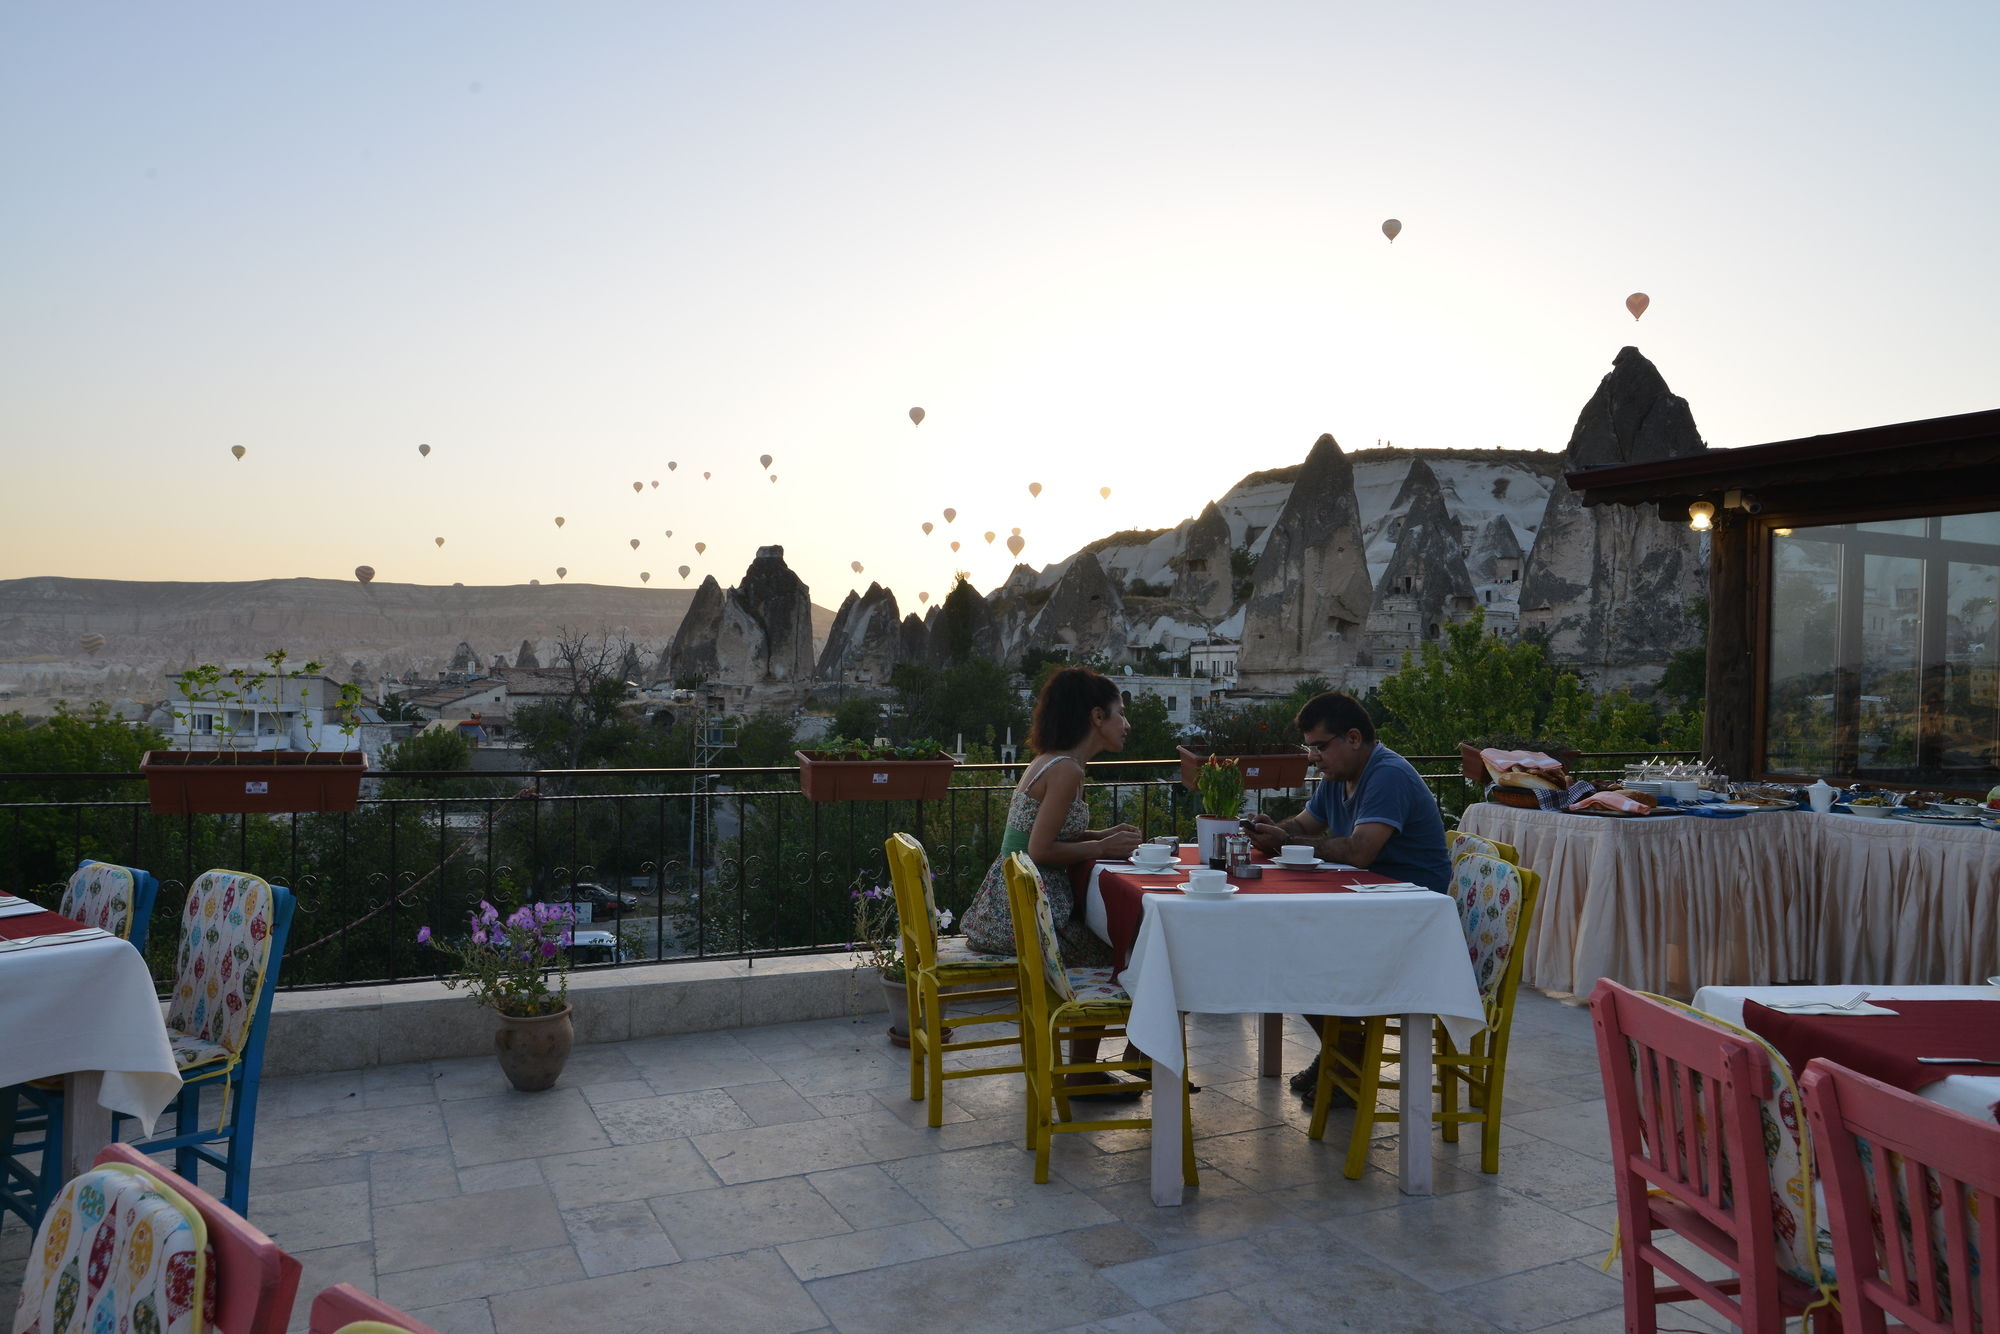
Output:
(796, 750), (956, 803)
(1176, 745), (1312, 791)
(140, 750), (368, 814)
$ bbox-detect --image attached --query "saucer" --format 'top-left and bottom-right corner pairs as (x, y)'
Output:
(1179, 884), (1238, 898)
(1273, 856), (1317, 869)
(1131, 858), (1178, 871)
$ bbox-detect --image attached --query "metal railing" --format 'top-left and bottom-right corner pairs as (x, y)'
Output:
(0, 751), (1686, 991)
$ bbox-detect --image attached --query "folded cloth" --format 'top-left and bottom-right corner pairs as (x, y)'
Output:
(0, 901), (46, 919)
(1344, 881), (1429, 893)
(1463, 744), (1572, 791)
(1567, 790), (1652, 816)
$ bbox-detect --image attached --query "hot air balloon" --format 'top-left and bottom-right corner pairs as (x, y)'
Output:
(80, 633), (104, 656)
(759, 454), (773, 470)
(1011, 527), (1021, 536)
(230, 446), (246, 460)
(677, 565), (690, 579)
(630, 539), (641, 550)
(703, 471), (711, 480)
(530, 579), (539, 586)
(632, 481), (643, 493)
(1028, 482), (1042, 498)
(922, 522), (933, 536)
(919, 592), (930, 603)
(554, 516), (565, 528)
(1626, 292), (1650, 321)
(668, 462), (677, 471)
(694, 542), (706, 554)
(943, 508), (957, 523)
(851, 561), (864, 573)
(640, 571), (650, 583)
(1099, 487), (1112, 500)
(418, 443), (431, 458)
(650, 480), (659, 488)
(983, 532), (995, 544)
(434, 537), (446, 548)
(909, 407), (925, 426)
(556, 567), (567, 578)
(665, 530), (673, 538)
(950, 541), (961, 552)
(1007, 534), (1025, 557)
(354, 565), (375, 586)
(769, 475), (777, 483)
(1382, 218), (1402, 243)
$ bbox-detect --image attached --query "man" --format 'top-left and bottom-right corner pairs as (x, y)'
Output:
(1244, 690), (1452, 1098)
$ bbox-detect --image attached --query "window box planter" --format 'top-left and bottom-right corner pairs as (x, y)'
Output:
(796, 750), (957, 803)
(1176, 745), (1311, 792)
(139, 750), (368, 815)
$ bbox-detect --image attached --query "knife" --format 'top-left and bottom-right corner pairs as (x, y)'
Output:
(1914, 1057), (2000, 1066)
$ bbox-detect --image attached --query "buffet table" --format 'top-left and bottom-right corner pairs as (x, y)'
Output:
(1459, 804), (2000, 998)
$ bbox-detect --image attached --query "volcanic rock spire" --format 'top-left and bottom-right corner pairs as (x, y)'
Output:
(1236, 434), (1374, 687)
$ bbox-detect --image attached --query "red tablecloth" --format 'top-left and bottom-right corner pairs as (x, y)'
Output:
(0, 901), (84, 940)
(1096, 851), (1397, 973)
(1743, 1000), (2000, 1097)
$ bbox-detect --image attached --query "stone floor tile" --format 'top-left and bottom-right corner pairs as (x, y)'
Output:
(455, 1160), (542, 1194)
(369, 1145), (465, 1207)
(805, 1163), (934, 1230)
(1260, 1159), (1493, 1222)
(691, 1108), (938, 1183)
(1229, 1252), (1514, 1332)
(805, 1232), (1140, 1334)
(402, 1300), (496, 1334)
(1485, 1136), (1622, 1214)
(777, 1218), (966, 1280)
(538, 1137), (720, 1210)
(1502, 1099), (1612, 1163)
(1443, 1258), (1630, 1333)
(867, 1083), (975, 1127)
(251, 1102), (447, 1167)
(252, 1180), (373, 1253)
(579, 1079), (658, 1107)
(363, 1062), (435, 1091)
(1068, 1222), (1162, 1268)
(374, 1184), (568, 1274)
(1045, 1142), (1159, 1192)
(1050, 1315), (1174, 1334)
(1149, 1291), (1287, 1334)
(251, 1152), (372, 1196)
(363, 1081), (441, 1111)
(622, 1034), (783, 1093)
(281, 1241), (379, 1334)
(593, 1088), (754, 1143)
(776, 1045), (909, 1096)
(1087, 1175), (1304, 1253)
(726, 1079), (823, 1126)
(649, 1177), (853, 1259)
(440, 1087), (609, 1166)
(804, 1091), (878, 1118)
(1320, 1187), (1617, 1291)
(489, 1249), (826, 1334)
(426, 1056), (518, 1103)
(375, 1245), (583, 1310)
(256, 1069), (370, 1122)
(562, 1199), (683, 1276)
(1181, 1123), (1371, 1195)
(882, 1143), (1117, 1248)
(1101, 1237), (1285, 1307)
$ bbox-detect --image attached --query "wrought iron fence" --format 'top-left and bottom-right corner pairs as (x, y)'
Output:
(0, 751), (1686, 990)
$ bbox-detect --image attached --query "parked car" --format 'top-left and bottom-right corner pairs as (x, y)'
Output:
(565, 929), (630, 965)
(539, 883), (638, 916)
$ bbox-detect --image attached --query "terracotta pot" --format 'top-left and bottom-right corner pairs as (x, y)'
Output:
(796, 750), (957, 802)
(1176, 746), (1311, 791)
(139, 749), (367, 814)
(493, 1005), (574, 1091)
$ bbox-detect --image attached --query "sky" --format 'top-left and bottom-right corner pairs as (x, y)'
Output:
(3, 1), (1996, 611)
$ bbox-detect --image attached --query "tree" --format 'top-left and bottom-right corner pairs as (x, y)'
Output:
(891, 657), (1025, 750)
(511, 630), (646, 771)
(732, 712), (799, 767)
(376, 692), (425, 722)
(828, 697), (883, 743)
(939, 575), (981, 664)
(1121, 692), (1180, 759)
(377, 725), (484, 798)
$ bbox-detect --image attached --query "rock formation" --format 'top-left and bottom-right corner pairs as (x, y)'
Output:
(898, 613), (929, 667)
(515, 639), (541, 670)
(1236, 434), (1376, 688)
(928, 580), (1003, 666)
(1172, 501), (1235, 620)
(665, 577), (728, 680)
(1467, 513), (1525, 585)
(1364, 460), (1477, 667)
(1519, 346), (1709, 684)
(816, 582), (904, 683)
(449, 641), (479, 672)
(1024, 552), (1125, 653)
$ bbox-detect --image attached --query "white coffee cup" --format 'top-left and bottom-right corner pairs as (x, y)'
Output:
(1185, 868), (1229, 893)
(1668, 780), (1700, 804)
(1278, 844), (1317, 865)
(1132, 845), (1174, 866)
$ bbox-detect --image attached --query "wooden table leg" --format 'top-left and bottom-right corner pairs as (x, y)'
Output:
(60, 1071), (111, 1184)
(1258, 1012), (1283, 1076)
(1397, 1013), (1433, 1195)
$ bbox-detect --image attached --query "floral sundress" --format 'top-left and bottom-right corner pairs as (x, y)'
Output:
(958, 755), (1114, 968)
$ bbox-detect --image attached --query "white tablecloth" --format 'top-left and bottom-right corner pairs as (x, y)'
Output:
(1104, 888), (1486, 1205)
(0, 935), (181, 1134)
(1458, 804), (2000, 999)
(1691, 984), (2000, 1124)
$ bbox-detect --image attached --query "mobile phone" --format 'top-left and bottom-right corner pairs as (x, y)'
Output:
(1237, 818), (1256, 833)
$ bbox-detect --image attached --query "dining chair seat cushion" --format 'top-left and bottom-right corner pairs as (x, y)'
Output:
(165, 872), (277, 1063)
(167, 1031), (233, 1076)
(1062, 968), (1129, 1005)
(14, 1164), (209, 1334)
(932, 938), (1015, 967)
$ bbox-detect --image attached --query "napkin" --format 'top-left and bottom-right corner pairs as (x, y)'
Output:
(0, 927), (112, 952)
(1318, 862), (1358, 871)
(0, 901), (47, 919)
(1344, 881), (1429, 893)
(1756, 998), (1899, 1017)
(1102, 863), (1183, 875)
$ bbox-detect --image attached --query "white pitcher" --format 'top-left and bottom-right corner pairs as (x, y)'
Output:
(1806, 779), (1837, 814)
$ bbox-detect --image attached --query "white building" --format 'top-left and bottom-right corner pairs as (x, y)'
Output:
(1188, 639), (1240, 686)
(164, 674), (362, 752)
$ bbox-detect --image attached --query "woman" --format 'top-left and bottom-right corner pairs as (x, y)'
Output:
(958, 667), (1146, 1095)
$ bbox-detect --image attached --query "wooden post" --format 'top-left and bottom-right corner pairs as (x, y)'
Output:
(1703, 513), (1757, 777)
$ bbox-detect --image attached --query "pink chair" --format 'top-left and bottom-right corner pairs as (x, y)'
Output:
(308, 1284), (445, 1334)
(1800, 1058), (1999, 1334)
(95, 1143), (303, 1334)
(1588, 980), (1837, 1334)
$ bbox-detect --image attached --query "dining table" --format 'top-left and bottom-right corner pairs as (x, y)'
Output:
(1081, 849), (1486, 1206)
(0, 895), (181, 1185)
(1689, 983), (2000, 1125)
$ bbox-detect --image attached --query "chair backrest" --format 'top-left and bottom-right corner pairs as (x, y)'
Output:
(60, 857), (161, 953)
(12, 1158), (209, 1334)
(1001, 853), (1069, 1061)
(1800, 1059), (1998, 1334)
(1588, 980), (1829, 1326)
(94, 1143), (302, 1334)
(885, 833), (942, 973)
(1449, 854), (1539, 1019)
(166, 870), (291, 1060)
(309, 1283), (444, 1334)
(1447, 830), (1516, 865)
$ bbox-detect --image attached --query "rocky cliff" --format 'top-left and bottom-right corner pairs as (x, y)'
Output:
(1236, 434), (1376, 686)
(1025, 552), (1126, 654)
(680, 545), (817, 685)
(1365, 460), (1478, 664)
(815, 582), (905, 683)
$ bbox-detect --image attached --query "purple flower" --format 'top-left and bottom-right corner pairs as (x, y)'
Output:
(478, 900), (499, 923)
(416, 925), (432, 944)
(471, 926), (489, 945)
(540, 940), (558, 959)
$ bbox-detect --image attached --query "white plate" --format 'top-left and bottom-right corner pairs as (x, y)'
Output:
(1179, 885), (1238, 898)
(1987, 975), (2000, 988)
(1130, 859), (1178, 870)
(1272, 857), (1318, 869)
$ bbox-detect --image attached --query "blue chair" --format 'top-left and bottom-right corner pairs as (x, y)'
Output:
(1, 857), (164, 1229)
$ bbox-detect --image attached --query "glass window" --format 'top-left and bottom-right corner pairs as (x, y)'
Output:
(1764, 511), (2000, 788)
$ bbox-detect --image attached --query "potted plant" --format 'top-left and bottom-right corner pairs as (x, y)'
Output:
(416, 900), (577, 1091)
(140, 650), (368, 814)
(849, 873), (960, 1048)
(1192, 755), (1246, 862)
(1177, 700), (1311, 791)
(797, 737), (956, 802)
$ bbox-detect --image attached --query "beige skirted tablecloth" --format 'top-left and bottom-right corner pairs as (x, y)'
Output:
(1457, 804), (2000, 999)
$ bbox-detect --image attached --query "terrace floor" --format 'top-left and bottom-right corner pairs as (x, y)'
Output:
(1, 991), (1733, 1334)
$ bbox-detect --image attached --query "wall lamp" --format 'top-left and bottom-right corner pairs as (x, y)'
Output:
(1686, 500), (1715, 532)
(1685, 490), (1764, 532)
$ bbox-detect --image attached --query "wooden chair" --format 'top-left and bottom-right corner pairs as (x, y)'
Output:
(1446, 829), (1516, 865)
(1307, 854), (1540, 1176)
(884, 833), (1023, 1127)
(1588, 979), (1838, 1334)
(1801, 1057), (1999, 1334)
(309, 1283), (445, 1334)
(1001, 852), (1195, 1185)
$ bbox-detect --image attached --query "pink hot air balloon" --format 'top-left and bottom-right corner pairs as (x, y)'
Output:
(770, 475), (777, 483)
(919, 592), (929, 603)
(851, 561), (863, 573)
(1007, 534), (1025, 557)
(650, 480), (658, 488)
(1626, 292), (1650, 321)
(418, 443), (431, 457)
(703, 471), (711, 480)
(1381, 218), (1402, 243)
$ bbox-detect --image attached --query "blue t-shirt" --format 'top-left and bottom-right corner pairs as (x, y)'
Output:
(1304, 744), (1453, 893)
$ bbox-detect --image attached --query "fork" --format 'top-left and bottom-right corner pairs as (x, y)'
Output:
(1765, 991), (1872, 1011)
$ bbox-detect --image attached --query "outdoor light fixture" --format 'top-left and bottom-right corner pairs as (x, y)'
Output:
(1687, 500), (1715, 531)
(1774, 527), (1793, 536)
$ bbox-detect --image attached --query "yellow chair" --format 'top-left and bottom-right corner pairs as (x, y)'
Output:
(1308, 853), (1541, 1177)
(1447, 829), (1517, 864)
(1001, 852), (1196, 1186)
(885, 833), (1024, 1128)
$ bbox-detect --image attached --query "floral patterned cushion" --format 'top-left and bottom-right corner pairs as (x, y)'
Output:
(59, 861), (137, 941)
(1062, 968), (1129, 1005)
(164, 870), (276, 1060)
(1030, 875), (1074, 1004)
(11, 1164), (207, 1334)
(166, 1031), (232, 1075)
(1447, 830), (1513, 865)
(934, 938), (1014, 966)
(1450, 853), (1522, 1007)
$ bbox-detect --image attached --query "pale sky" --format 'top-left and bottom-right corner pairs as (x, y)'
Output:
(4, 1), (1996, 610)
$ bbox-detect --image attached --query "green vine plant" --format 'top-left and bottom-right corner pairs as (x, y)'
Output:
(812, 736), (947, 762)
